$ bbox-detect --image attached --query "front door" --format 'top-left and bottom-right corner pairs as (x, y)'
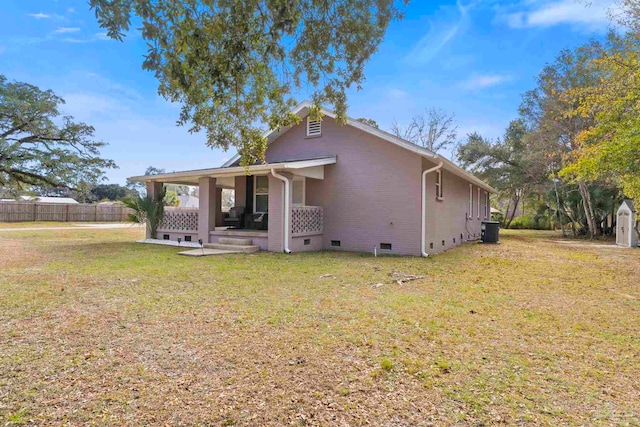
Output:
(618, 212), (629, 246)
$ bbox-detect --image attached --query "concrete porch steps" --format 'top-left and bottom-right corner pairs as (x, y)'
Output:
(218, 237), (254, 246)
(178, 248), (243, 257)
(204, 242), (260, 254)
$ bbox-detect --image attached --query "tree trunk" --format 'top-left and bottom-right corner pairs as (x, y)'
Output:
(503, 199), (511, 228)
(505, 193), (520, 229)
(553, 178), (566, 237)
(561, 201), (579, 237)
(578, 180), (599, 238)
(553, 179), (564, 235)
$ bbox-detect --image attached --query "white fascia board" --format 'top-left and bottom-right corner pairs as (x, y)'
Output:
(290, 165), (325, 180)
(128, 156), (337, 183)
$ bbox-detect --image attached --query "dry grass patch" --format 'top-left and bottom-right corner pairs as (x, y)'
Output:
(0, 226), (638, 426)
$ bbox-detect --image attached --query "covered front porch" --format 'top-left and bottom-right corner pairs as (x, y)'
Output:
(129, 157), (334, 253)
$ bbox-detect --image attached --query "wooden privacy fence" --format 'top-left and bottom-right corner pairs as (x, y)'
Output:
(0, 202), (134, 222)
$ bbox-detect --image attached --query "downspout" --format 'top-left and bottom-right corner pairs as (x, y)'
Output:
(421, 161), (444, 257)
(270, 169), (291, 253)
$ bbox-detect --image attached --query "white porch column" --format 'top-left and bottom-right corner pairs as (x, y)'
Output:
(198, 177), (217, 243)
(145, 181), (163, 239)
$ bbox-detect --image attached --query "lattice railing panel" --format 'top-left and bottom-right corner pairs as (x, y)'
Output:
(159, 208), (199, 231)
(291, 206), (323, 235)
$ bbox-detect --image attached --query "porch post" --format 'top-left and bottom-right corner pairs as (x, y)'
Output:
(145, 181), (163, 239)
(198, 177), (217, 243)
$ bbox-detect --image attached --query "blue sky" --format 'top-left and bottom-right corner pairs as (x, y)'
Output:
(0, 0), (617, 185)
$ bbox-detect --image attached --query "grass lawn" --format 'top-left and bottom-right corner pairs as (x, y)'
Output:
(1, 226), (638, 426)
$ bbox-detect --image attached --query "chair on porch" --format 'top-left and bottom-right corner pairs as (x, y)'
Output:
(245, 212), (268, 230)
(224, 206), (245, 228)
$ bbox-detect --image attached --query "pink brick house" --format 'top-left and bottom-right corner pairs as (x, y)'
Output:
(129, 101), (495, 256)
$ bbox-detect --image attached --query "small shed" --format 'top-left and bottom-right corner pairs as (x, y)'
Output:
(616, 200), (638, 248)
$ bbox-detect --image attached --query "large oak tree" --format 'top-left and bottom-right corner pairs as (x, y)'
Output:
(90, 0), (407, 165)
(0, 75), (115, 194)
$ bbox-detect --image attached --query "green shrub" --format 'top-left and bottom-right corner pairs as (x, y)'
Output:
(508, 216), (551, 230)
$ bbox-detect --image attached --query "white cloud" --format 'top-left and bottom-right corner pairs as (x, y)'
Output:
(60, 33), (113, 43)
(61, 37), (92, 43)
(501, 0), (616, 32)
(405, 1), (473, 65)
(54, 27), (81, 34)
(459, 74), (512, 90)
(28, 12), (51, 19)
(67, 7), (75, 13)
(61, 92), (128, 119)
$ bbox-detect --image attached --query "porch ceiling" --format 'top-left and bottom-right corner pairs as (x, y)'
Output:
(127, 156), (337, 187)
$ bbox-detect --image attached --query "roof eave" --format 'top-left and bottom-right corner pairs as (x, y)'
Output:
(127, 156), (338, 183)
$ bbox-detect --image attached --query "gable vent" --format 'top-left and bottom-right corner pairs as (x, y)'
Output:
(307, 117), (321, 137)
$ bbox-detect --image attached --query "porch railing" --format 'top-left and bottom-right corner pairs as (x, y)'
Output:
(291, 206), (323, 235)
(159, 208), (199, 231)
(158, 206), (323, 235)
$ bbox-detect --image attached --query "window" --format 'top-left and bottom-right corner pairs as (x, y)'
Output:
(304, 238), (311, 246)
(435, 170), (443, 200)
(306, 117), (321, 137)
(484, 191), (489, 218)
(468, 184), (473, 219)
(380, 243), (392, 250)
(331, 240), (341, 247)
(477, 187), (481, 219)
(184, 235), (192, 242)
(163, 234), (170, 240)
(254, 175), (269, 213)
(292, 177), (305, 205)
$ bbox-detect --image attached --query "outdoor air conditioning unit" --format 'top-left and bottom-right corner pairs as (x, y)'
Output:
(481, 221), (500, 243)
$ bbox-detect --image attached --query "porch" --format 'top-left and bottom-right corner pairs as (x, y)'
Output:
(130, 157), (334, 253)
(157, 206), (323, 251)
